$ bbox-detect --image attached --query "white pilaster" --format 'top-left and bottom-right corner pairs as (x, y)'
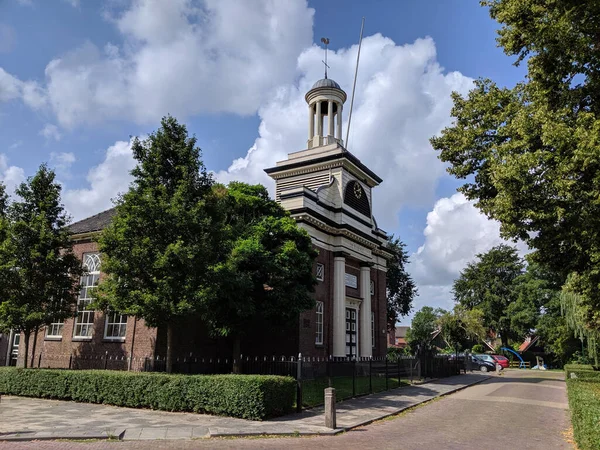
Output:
(359, 264), (372, 357)
(316, 101), (323, 137)
(328, 100), (334, 137)
(308, 105), (314, 140)
(336, 104), (342, 141)
(333, 255), (346, 357)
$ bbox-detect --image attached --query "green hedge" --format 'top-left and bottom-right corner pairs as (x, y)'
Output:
(566, 377), (600, 450)
(564, 364), (597, 378)
(0, 368), (295, 420)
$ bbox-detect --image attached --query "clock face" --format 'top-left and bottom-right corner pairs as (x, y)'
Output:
(353, 182), (362, 199)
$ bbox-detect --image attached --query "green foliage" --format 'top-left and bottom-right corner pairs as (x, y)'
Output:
(0, 368), (295, 420)
(387, 346), (409, 362)
(560, 284), (600, 364)
(452, 245), (524, 346)
(201, 182), (317, 344)
(406, 306), (441, 355)
(438, 306), (486, 352)
(0, 166), (83, 366)
(472, 344), (485, 354)
(566, 377), (600, 450)
(385, 236), (418, 329)
(432, 0), (600, 333)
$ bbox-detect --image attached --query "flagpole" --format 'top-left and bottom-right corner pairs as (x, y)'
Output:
(345, 17), (365, 150)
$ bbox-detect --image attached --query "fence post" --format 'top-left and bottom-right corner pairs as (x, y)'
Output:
(369, 357), (373, 393)
(352, 358), (356, 398)
(385, 357), (389, 391)
(104, 351), (108, 370)
(324, 387), (336, 429)
(296, 353), (303, 413)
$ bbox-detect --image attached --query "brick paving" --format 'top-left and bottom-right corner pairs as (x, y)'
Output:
(0, 373), (487, 441)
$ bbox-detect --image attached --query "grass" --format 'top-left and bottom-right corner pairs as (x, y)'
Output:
(566, 372), (600, 450)
(301, 376), (410, 408)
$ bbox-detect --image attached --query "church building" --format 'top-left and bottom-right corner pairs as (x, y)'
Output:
(3, 75), (391, 367)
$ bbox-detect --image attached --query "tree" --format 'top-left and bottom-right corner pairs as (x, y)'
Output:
(97, 116), (216, 373)
(438, 306), (486, 353)
(452, 245), (524, 347)
(202, 182), (317, 370)
(0, 166), (83, 368)
(431, 0), (600, 331)
(386, 236), (418, 330)
(406, 306), (441, 356)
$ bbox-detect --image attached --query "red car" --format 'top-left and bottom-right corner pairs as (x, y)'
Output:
(491, 354), (510, 369)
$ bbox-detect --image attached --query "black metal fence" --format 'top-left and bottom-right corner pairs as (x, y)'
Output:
(2, 352), (462, 410)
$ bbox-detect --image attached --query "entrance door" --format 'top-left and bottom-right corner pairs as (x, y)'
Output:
(345, 308), (357, 358)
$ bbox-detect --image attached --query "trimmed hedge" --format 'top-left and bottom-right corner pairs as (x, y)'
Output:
(564, 364), (597, 378)
(566, 377), (600, 450)
(0, 368), (295, 420)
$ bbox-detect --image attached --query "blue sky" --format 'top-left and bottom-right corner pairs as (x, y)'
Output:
(0, 0), (526, 320)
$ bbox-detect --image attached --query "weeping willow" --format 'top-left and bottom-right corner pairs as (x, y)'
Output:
(560, 290), (599, 365)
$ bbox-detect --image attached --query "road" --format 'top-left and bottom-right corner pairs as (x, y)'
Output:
(0, 370), (572, 449)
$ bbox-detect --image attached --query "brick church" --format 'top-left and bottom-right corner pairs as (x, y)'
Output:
(1, 75), (392, 367)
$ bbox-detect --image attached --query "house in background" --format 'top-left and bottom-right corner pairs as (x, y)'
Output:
(13, 75), (393, 368)
(388, 326), (409, 349)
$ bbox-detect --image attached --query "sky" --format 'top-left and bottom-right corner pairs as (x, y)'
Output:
(0, 0), (528, 324)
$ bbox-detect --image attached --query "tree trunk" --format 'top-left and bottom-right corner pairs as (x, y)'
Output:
(30, 327), (39, 368)
(23, 331), (30, 369)
(232, 337), (241, 374)
(501, 332), (508, 349)
(166, 322), (173, 374)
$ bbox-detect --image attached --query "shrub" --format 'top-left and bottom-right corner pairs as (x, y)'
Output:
(566, 378), (600, 450)
(564, 364), (596, 378)
(471, 344), (485, 354)
(0, 368), (295, 420)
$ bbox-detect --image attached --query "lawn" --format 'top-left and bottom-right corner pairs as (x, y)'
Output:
(301, 376), (410, 408)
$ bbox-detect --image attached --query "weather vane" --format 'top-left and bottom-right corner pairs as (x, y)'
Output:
(321, 37), (330, 79)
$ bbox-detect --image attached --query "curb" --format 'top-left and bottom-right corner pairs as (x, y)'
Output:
(0, 429), (125, 442)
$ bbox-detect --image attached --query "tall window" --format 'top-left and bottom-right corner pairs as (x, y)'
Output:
(315, 301), (324, 345)
(371, 311), (375, 348)
(316, 263), (324, 281)
(104, 312), (127, 340)
(46, 320), (64, 338)
(73, 253), (100, 338)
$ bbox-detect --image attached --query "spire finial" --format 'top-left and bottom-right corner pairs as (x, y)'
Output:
(320, 37), (330, 79)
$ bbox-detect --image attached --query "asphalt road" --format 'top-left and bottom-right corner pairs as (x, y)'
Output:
(0, 370), (572, 449)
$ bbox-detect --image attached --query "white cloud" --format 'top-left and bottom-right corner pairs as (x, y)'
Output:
(398, 193), (529, 324)
(0, 68), (46, 108)
(50, 152), (76, 174)
(216, 35), (473, 231)
(40, 124), (61, 141)
(38, 0), (313, 127)
(9, 140), (23, 150)
(0, 154), (25, 196)
(62, 139), (136, 220)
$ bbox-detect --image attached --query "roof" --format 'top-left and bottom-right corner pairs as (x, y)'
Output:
(311, 78), (341, 90)
(518, 335), (540, 353)
(395, 326), (409, 338)
(69, 208), (116, 235)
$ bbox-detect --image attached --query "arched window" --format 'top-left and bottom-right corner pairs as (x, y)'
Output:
(344, 180), (371, 217)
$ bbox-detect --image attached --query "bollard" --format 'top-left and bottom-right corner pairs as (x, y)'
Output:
(496, 363), (501, 375)
(324, 387), (336, 429)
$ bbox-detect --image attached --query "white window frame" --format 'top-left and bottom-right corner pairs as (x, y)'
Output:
(316, 263), (324, 282)
(104, 312), (127, 341)
(370, 279), (375, 296)
(315, 301), (324, 345)
(371, 311), (375, 349)
(73, 253), (101, 339)
(46, 320), (64, 339)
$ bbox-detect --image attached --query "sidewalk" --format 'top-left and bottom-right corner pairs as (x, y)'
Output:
(0, 373), (489, 441)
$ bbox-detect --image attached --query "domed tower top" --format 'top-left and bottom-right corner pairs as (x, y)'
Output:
(305, 77), (347, 149)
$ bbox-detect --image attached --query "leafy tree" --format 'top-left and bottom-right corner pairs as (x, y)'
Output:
(406, 306), (441, 356)
(431, 0), (600, 331)
(202, 182), (317, 370)
(438, 306), (486, 353)
(0, 166), (83, 368)
(452, 245), (524, 347)
(386, 236), (418, 330)
(472, 344), (485, 354)
(98, 116), (216, 373)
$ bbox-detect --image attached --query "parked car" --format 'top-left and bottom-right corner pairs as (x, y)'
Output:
(491, 354), (510, 369)
(470, 355), (496, 373)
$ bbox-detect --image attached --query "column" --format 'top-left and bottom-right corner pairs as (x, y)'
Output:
(308, 104), (315, 141)
(359, 264), (372, 357)
(336, 104), (343, 141)
(327, 100), (334, 138)
(316, 101), (323, 137)
(333, 254), (346, 357)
